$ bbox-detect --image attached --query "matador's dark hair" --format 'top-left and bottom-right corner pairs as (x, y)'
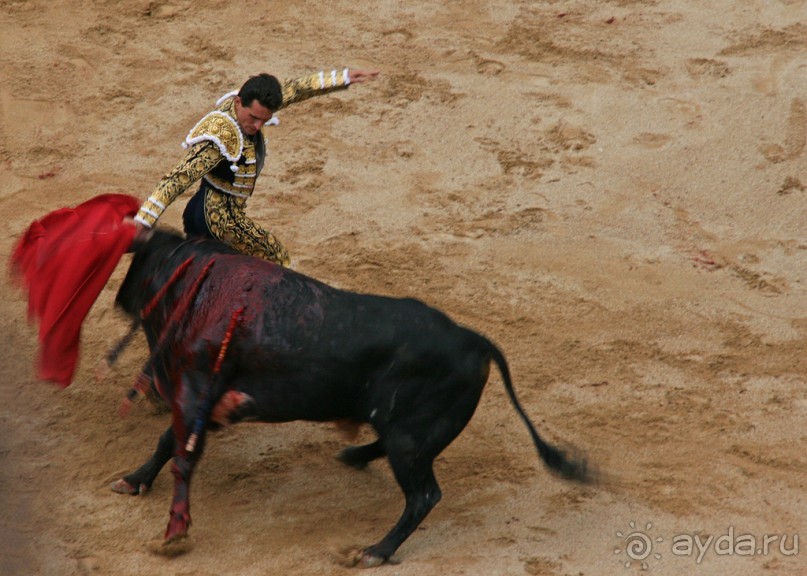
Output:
(238, 73), (283, 111)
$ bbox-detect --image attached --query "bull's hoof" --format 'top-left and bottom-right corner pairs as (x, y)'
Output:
(147, 534), (194, 557)
(336, 546), (388, 568)
(109, 478), (147, 495)
(357, 553), (386, 569)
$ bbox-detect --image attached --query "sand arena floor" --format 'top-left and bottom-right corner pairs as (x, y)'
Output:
(1, 2), (805, 574)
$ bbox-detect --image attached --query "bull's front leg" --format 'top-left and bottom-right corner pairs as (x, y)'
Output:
(163, 429), (207, 544)
(164, 458), (191, 541)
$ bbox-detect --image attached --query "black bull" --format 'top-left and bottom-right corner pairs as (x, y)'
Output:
(112, 230), (590, 566)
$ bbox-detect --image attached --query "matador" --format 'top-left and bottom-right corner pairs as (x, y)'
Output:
(133, 68), (379, 265)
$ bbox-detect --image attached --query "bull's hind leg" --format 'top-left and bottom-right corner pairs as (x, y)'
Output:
(356, 368), (488, 566)
(357, 451), (442, 567)
(110, 426), (174, 495)
(337, 440), (386, 470)
(353, 418), (465, 565)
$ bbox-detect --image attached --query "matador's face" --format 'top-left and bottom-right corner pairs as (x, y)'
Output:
(234, 97), (274, 136)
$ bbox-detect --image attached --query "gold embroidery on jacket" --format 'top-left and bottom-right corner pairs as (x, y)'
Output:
(201, 132), (259, 198)
(185, 111), (243, 165)
(203, 190), (290, 266)
(136, 143), (221, 227)
(280, 70), (350, 108)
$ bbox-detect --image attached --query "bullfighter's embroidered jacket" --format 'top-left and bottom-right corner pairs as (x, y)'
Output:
(134, 69), (352, 265)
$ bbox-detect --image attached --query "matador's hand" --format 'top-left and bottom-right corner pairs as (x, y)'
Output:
(125, 218), (153, 252)
(349, 69), (380, 84)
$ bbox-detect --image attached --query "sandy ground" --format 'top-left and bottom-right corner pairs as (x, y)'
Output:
(1, 1), (806, 575)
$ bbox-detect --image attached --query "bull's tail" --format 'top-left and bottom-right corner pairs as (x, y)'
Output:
(487, 341), (591, 483)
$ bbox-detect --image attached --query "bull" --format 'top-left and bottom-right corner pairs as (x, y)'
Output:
(110, 229), (590, 567)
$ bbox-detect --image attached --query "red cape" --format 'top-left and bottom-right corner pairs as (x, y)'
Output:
(10, 194), (141, 387)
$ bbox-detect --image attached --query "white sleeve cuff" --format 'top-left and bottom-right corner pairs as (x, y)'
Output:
(133, 215), (153, 228)
(146, 196), (166, 210)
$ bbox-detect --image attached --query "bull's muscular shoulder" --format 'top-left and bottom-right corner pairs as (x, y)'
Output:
(183, 110), (244, 164)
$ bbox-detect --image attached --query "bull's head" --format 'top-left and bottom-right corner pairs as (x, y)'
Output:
(116, 229), (187, 319)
